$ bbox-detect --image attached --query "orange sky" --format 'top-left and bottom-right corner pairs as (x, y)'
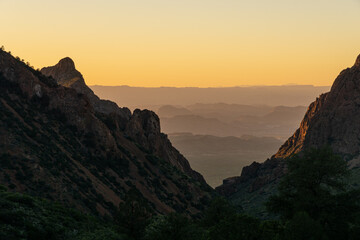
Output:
(2, 0), (360, 87)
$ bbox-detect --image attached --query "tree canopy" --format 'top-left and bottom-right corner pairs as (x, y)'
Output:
(266, 147), (360, 239)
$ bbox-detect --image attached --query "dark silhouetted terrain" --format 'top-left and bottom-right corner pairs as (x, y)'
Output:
(0, 49), (212, 218)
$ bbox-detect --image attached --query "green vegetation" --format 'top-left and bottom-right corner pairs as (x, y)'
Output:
(115, 188), (153, 239)
(130, 147), (360, 240)
(266, 147), (360, 239)
(144, 213), (203, 240)
(88, 146), (360, 240)
(0, 186), (124, 240)
(1, 185), (270, 240)
(229, 179), (278, 218)
(0, 73), (128, 216)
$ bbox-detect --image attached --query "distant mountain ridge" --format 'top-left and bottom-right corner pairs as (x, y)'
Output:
(90, 85), (330, 109)
(0, 49), (212, 217)
(157, 104), (307, 139)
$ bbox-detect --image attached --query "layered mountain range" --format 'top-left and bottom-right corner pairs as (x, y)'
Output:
(217, 54), (360, 215)
(157, 104), (307, 139)
(90, 85), (329, 108)
(0, 50), (212, 217)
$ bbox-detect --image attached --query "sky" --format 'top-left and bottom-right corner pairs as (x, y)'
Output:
(1, 0), (360, 87)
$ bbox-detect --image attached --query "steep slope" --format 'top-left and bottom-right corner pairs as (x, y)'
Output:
(275, 56), (360, 161)
(40, 58), (205, 183)
(216, 54), (360, 215)
(0, 50), (212, 217)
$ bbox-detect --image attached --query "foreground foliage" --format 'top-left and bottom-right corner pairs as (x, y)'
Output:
(267, 147), (360, 240)
(2, 147), (360, 240)
(0, 184), (278, 240)
(0, 186), (124, 240)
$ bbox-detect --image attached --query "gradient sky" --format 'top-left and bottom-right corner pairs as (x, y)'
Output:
(2, 0), (360, 87)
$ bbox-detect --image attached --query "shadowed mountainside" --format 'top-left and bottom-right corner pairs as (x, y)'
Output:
(0, 50), (212, 217)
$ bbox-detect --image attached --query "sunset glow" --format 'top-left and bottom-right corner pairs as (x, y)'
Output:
(2, 0), (360, 87)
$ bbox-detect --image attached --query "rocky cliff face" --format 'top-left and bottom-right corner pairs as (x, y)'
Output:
(276, 55), (360, 162)
(41, 57), (206, 183)
(0, 50), (211, 217)
(217, 54), (360, 201)
(274, 93), (328, 159)
(125, 109), (205, 181)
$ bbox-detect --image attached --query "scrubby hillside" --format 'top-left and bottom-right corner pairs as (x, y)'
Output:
(0, 49), (212, 218)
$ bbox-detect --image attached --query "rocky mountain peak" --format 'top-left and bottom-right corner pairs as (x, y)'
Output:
(41, 57), (82, 87)
(41, 58), (131, 118)
(354, 54), (360, 68)
(57, 57), (76, 71)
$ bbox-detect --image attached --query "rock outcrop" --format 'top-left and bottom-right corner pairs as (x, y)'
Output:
(0, 50), (211, 217)
(125, 109), (206, 182)
(276, 55), (360, 161)
(41, 58), (206, 184)
(41, 58), (131, 120)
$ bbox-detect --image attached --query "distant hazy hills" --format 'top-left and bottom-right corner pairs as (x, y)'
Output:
(90, 85), (330, 109)
(168, 133), (282, 187)
(157, 104), (307, 140)
(155, 104), (308, 186)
